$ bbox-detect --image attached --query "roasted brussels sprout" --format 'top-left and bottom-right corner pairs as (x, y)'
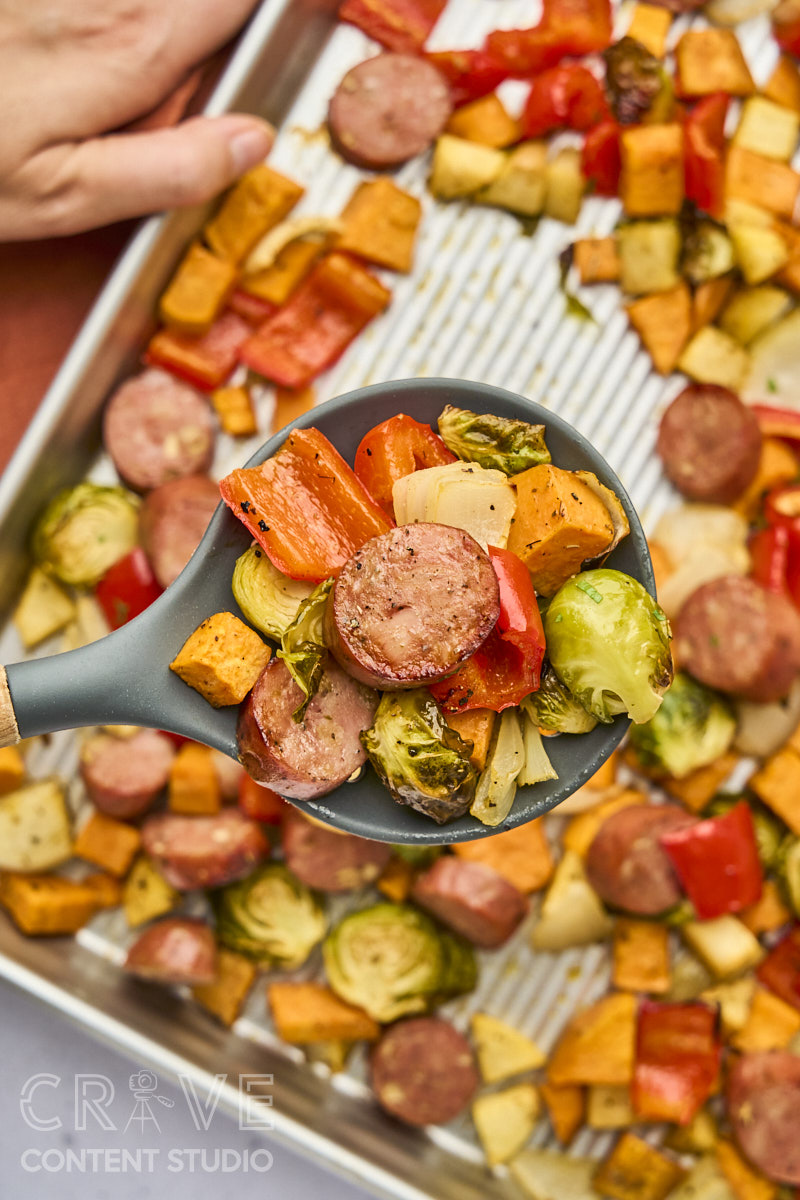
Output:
(277, 578), (333, 722)
(779, 836), (800, 917)
(708, 794), (785, 871)
(391, 844), (443, 868)
(361, 690), (477, 824)
(521, 668), (599, 735)
(32, 483), (139, 586)
(436, 405), (550, 475)
(212, 864), (326, 968)
(603, 37), (673, 125)
(628, 673), (736, 779)
(681, 217), (736, 286)
(544, 568), (673, 725)
(232, 543), (313, 641)
(323, 902), (476, 1022)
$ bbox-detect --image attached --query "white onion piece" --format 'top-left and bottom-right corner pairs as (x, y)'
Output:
(734, 678), (800, 758)
(742, 310), (800, 408)
(705, 0), (777, 25)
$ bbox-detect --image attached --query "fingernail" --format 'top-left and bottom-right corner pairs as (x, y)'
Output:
(223, 117), (275, 173)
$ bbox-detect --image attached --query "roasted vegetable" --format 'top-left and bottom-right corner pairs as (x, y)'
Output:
(276, 578), (333, 721)
(532, 850), (614, 951)
(436, 405), (550, 475)
(32, 483), (139, 586)
(628, 673), (736, 779)
(392, 460), (516, 549)
(518, 714), (559, 786)
(0, 779), (72, 872)
(779, 836), (800, 916)
(603, 37), (673, 125)
(706, 794), (785, 870)
(361, 690), (477, 824)
(471, 708), (526, 827)
(231, 543), (314, 640)
(323, 902), (476, 1022)
(521, 668), (599, 735)
(544, 569), (674, 724)
(681, 218), (736, 287)
(212, 864), (326, 968)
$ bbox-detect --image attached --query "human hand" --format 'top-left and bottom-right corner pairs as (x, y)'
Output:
(0, 0), (274, 240)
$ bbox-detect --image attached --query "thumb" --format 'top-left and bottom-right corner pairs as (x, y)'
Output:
(23, 114), (275, 238)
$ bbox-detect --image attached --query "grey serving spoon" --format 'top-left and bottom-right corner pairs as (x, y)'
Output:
(0, 378), (654, 845)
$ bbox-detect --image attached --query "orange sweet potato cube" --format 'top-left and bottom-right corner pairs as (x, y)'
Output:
(170, 612), (271, 708)
(73, 812), (141, 877)
(676, 29), (754, 97)
(620, 124), (684, 216)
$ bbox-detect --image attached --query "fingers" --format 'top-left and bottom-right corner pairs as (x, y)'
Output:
(122, 69), (204, 134)
(0, 113), (274, 240)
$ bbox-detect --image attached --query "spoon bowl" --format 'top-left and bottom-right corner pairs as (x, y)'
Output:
(1, 378), (653, 844)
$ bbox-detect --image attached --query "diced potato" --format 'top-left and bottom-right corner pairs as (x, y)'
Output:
(665, 1111), (719, 1156)
(13, 567), (76, 649)
(480, 141), (547, 216)
(0, 872), (104, 936)
(168, 743), (222, 815)
(73, 811), (141, 878)
(271, 384), (315, 434)
(664, 1157), (734, 1200)
(617, 219), (681, 295)
(666, 953), (715, 1002)
(676, 30), (754, 96)
(268, 981), (380, 1043)
(677, 327), (750, 391)
(544, 148), (584, 224)
(562, 788), (644, 857)
(158, 243), (236, 335)
(506, 463), (614, 595)
(430, 135), (505, 200)
(574, 237), (621, 285)
(471, 1012), (545, 1084)
(716, 1139), (777, 1200)
(734, 97), (800, 162)
(0, 779), (72, 872)
(732, 986), (800, 1051)
(510, 1149), (599, 1200)
(444, 709), (496, 772)
(123, 855), (180, 927)
(204, 165), (304, 264)
(692, 278), (736, 336)
(587, 1084), (636, 1129)
(739, 878), (793, 934)
(539, 1083), (585, 1147)
(764, 54), (800, 114)
(626, 283), (691, 374)
(0, 746), (25, 796)
(613, 919), (671, 994)
(620, 124), (684, 217)
(700, 977), (756, 1035)
(627, 3), (672, 58)
(725, 199), (774, 228)
(661, 752), (739, 813)
(682, 915), (764, 979)
(192, 948), (257, 1027)
(170, 611), (271, 708)
(445, 93), (520, 148)
(211, 385), (257, 437)
(337, 177), (422, 273)
(750, 745), (800, 833)
(729, 224), (790, 285)
(593, 1133), (685, 1200)
(719, 286), (793, 345)
(472, 1084), (540, 1167)
(453, 817), (552, 893)
(547, 993), (636, 1086)
(725, 147), (800, 221)
(532, 850), (614, 951)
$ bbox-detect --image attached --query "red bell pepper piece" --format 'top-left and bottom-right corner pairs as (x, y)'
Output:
(227, 288), (278, 327)
(239, 774), (287, 825)
(521, 65), (610, 139)
(338, 0), (446, 54)
(659, 802), (763, 920)
(581, 119), (621, 196)
(752, 403), (800, 441)
(684, 93), (728, 219)
(353, 413), (455, 520)
(94, 548), (163, 630)
(633, 1001), (721, 1125)
(239, 253), (391, 390)
(749, 525), (793, 596)
(774, 0), (800, 57)
(485, 0), (612, 77)
(758, 925), (800, 1011)
(425, 49), (509, 108)
(488, 546), (546, 673)
(219, 426), (392, 581)
(145, 310), (251, 392)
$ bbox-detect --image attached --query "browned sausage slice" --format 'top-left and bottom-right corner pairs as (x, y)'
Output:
(370, 1017), (478, 1126)
(80, 729), (176, 819)
(329, 54), (452, 169)
(281, 808), (392, 891)
(125, 917), (217, 985)
(656, 384), (761, 504)
(103, 368), (215, 492)
(411, 856), (528, 948)
(728, 1051), (800, 1185)
(326, 522), (500, 690)
(585, 803), (696, 915)
(237, 658), (379, 800)
(139, 474), (219, 588)
(675, 576), (800, 703)
(142, 809), (269, 890)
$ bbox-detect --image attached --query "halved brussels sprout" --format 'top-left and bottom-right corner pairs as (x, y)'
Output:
(521, 668), (599, 735)
(544, 568), (673, 725)
(323, 902), (476, 1022)
(603, 37), (673, 125)
(212, 864), (326, 968)
(32, 483), (139, 586)
(361, 690), (478, 824)
(276, 578), (333, 722)
(436, 405), (550, 475)
(232, 543), (313, 640)
(628, 672), (736, 779)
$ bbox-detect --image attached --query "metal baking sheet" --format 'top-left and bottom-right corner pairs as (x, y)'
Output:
(0, 0), (783, 1196)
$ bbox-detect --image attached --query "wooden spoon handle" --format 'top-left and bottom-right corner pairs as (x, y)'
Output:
(0, 667), (20, 747)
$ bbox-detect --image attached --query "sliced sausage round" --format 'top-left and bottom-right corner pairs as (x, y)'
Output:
(411, 856), (528, 948)
(586, 803), (696, 915)
(328, 54), (452, 169)
(103, 368), (215, 492)
(728, 1051), (800, 1184)
(139, 474), (219, 589)
(675, 575), (800, 703)
(656, 384), (761, 504)
(370, 1017), (478, 1126)
(326, 522), (500, 690)
(80, 729), (176, 819)
(237, 657), (379, 800)
(142, 809), (269, 890)
(281, 808), (392, 891)
(124, 917), (217, 985)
